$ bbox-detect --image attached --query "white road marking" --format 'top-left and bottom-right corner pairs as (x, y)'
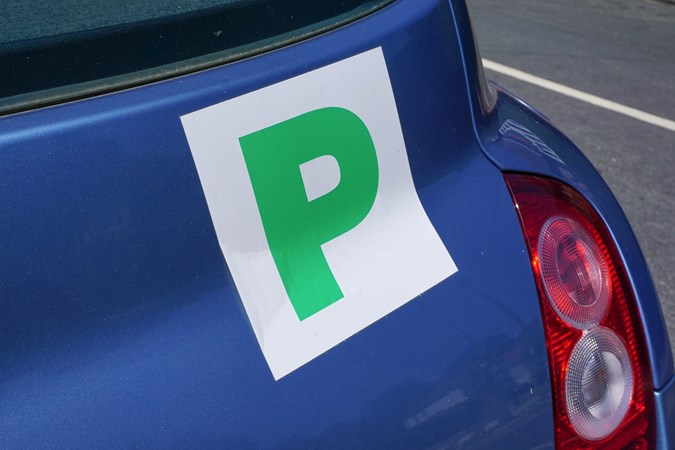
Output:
(483, 59), (675, 133)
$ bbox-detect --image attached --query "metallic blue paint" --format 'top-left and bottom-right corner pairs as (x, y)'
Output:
(449, 0), (673, 392)
(450, 0), (674, 442)
(475, 89), (675, 390)
(0, 0), (670, 447)
(655, 375), (675, 449)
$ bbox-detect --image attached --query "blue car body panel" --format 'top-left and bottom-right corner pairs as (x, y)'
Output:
(449, 2), (675, 446)
(655, 375), (675, 449)
(448, 0), (674, 391)
(451, 0), (674, 391)
(0, 0), (671, 447)
(473, 89), (674, 390)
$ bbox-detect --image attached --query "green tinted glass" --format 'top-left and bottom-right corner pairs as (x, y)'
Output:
(0, 0), (394, 115)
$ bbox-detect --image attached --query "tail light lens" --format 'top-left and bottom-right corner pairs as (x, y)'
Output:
(504, 173), (654, 449)
(538, 216), (611, 329)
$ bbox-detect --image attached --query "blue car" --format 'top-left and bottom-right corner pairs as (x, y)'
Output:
(1, 0), (673, 448)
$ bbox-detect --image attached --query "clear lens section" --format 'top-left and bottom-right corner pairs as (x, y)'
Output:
(566, 327), (633, 441)
(538, 216), (610, 329)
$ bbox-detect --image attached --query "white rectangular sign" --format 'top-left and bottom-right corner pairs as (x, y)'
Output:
(181, 48), (458, 379)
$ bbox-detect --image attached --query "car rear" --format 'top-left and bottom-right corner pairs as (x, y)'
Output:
(0, 0), (672, 448)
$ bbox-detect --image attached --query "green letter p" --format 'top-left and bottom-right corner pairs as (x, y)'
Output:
(240, 107), (379, 320)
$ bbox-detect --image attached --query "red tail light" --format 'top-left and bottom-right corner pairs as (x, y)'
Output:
(504, 173), (654, 449)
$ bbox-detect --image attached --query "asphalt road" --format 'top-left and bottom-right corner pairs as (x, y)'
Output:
(467, 0), (675, 350)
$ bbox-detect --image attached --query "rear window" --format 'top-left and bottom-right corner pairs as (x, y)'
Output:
(0, 0), (393, 115)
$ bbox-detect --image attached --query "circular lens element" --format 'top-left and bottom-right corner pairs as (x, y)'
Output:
(566, 327), (633, 441)
(538, 216), (610, 329)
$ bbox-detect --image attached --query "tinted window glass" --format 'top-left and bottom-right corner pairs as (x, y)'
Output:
(0, 0), (393, 115)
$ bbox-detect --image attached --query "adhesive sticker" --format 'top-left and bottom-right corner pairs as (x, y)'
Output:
(181, 47), (458, 379)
